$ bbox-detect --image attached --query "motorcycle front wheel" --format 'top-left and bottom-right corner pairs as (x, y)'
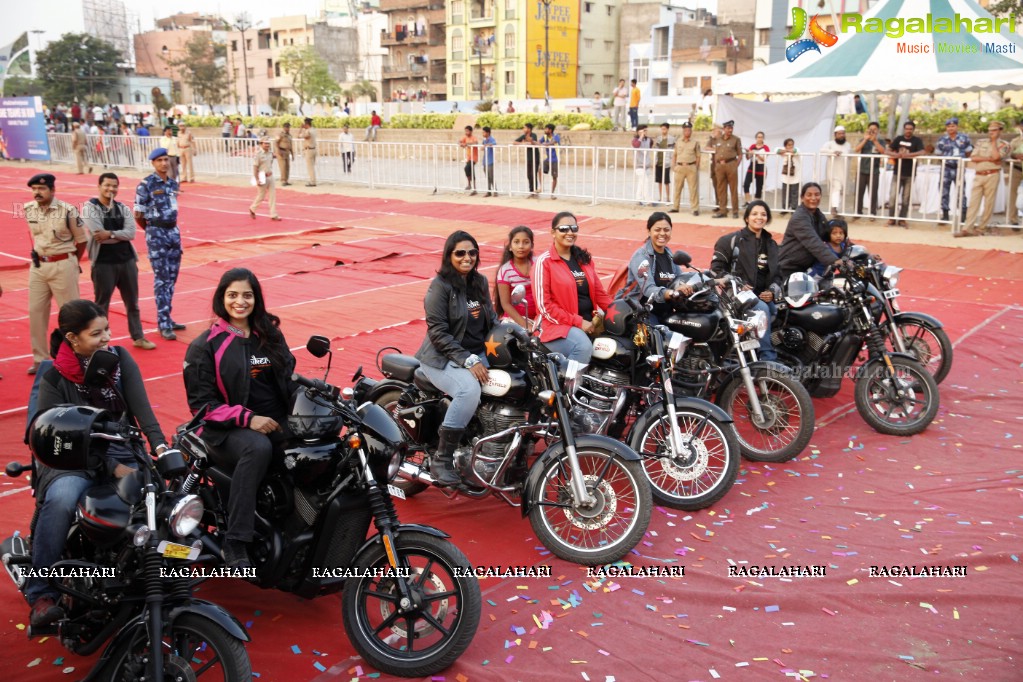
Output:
(718, 368), (815, 462)
(374, 389), (429, 497)
(854, 356), (939, 436)
(97, 614), (251, 681)
(528, 448), (651, 565)
(630, 405), (739, 510)
(342, 531), (481, 677)
(885, 320), (953, 384)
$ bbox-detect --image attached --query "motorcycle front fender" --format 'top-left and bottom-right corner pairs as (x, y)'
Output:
(891, 311), (943, 330)
(632, 397), (733, 444)
(520, 435), (641, 518)
(360, 378), (412, 405)
(354, 523), (451, 561)
(862, 352), (920, 374)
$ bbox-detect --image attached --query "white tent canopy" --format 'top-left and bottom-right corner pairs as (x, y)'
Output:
(719, 0), (1023, 95)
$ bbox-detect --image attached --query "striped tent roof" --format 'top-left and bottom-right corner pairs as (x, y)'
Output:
(719, 0), (1023, 95)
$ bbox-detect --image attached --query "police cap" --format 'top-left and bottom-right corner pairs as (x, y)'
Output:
(27, 173), (56, 189)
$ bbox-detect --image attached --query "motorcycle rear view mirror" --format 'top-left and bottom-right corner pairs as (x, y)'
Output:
(672, 251), (692, 267)
(84, 349), (120, 389)
(510, 284), (526, 306)
(306, 336), (331, 359)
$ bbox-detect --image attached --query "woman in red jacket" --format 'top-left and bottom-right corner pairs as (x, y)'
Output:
(532, 211), (611, 363)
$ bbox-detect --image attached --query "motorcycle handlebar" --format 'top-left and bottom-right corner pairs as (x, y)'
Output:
(292, 373), (340, 400)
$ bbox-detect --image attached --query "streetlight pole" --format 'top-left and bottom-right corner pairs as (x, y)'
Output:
(542, 0), (551, 109)
(234, 14), (253, 116)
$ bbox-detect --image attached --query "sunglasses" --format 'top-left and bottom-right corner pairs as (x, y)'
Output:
(453, 249), (479, 258)
(555, 224), (580, 234)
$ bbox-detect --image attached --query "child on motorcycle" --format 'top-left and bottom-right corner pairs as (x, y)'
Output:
(494, 225), (536, 331)
(810, 218), (850, 278)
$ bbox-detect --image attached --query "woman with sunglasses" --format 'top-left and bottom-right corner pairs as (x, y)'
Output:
(414, 231), (497, 485)
(621, 211), (694, 325)
(533, 211), (611, 363)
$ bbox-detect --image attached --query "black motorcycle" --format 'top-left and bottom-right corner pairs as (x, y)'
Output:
(173, 336), (481, 677)
(827, 249), (952, 384)
(773, 254), (940, 436)
(2, 348), (251, 681)
(357, 325), (652, 566)
(664, 252), (816, 463)
(568, 293), (739, 510)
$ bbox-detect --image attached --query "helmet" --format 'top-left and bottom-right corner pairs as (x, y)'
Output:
(785, 272), (818, 308)
(30, 405), (111, 470)
(482, 322), (528, 369)
(604, 299), (635, 337)
(288, 388), (343, 440)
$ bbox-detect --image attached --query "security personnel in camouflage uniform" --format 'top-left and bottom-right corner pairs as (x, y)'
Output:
(276, 122), (294, 186)
(24, 173), (88, 373)
(935, 117), (973, 223)
(134, 147), (185, 340)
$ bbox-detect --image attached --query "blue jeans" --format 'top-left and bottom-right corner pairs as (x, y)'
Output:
(26, 473), (93, 604)
(418, 358), (488, 429)
(753, 298), (777, 361)
(543, 326), (593, 363)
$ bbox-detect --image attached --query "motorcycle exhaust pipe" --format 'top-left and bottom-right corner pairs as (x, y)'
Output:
(399, 461), (437, 486)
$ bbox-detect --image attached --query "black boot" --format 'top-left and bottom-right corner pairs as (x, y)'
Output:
(223, 539), (253, 569)
(432, 427), (463, 486)
(940, 210), (949, 223)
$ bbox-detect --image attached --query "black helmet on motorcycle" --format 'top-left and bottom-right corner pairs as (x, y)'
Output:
(785, 272), (818, 308)
(288, 388), (344, 440)
(29, 405), (111, 470)
(483, 322), (528, 369)
(604, 299), (636, 337)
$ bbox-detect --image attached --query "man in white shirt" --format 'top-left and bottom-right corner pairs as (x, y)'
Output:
(612, 79), (628, 131)
(339, 124), (355, 173)
(820, 125), (850, 217)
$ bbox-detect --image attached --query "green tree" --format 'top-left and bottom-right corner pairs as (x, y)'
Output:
(988, 0), (1023, 18)
(35, 33), (120, 104)
(279, 46), (340, 110)
(350, 79), (379, 102)
(165, 32), (230, 105)
(1, 76), (45, 97)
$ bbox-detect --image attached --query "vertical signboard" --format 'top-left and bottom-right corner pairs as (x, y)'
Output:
(0, 96), (51, 161)
(526, 0), (580, 99)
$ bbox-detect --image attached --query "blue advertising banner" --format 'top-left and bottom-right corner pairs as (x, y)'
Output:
(0, 97), (50, 161)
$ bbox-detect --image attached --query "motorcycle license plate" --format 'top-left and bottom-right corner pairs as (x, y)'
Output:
(387, 484), (406, 500)
(883, 288), (900, 300)
(739, 339), (760, 352)
(158, 541), (199, 561)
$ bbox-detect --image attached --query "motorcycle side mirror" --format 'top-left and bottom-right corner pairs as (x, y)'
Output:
(637, 259), (651, 281)
(84, 348), (120, 388)
(510, 284), (526, 306)
(306, 335), (331, 359)
(672, 251), (692, 267)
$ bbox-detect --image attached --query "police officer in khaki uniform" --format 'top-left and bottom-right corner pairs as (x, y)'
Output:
(249, 137), (282, 221)
(712, 120), (743, 219)
(297, 117), (317, 186)
(71, 122), (91, 174)
(24, 173), (88, 373)
(1007, 118), (1023, 226)
(178, 124), (195, 183)
(670, 121), (701, 215)
(276, 122), (294, 186)
(958, 121), (1010, 238)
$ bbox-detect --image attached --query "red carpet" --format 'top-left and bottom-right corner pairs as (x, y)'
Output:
(1, 167), (1020, 680)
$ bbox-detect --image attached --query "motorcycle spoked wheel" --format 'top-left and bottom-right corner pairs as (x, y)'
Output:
(718, 368), (815, 463)
(374, 389), (429, 497)
(341, 531), (481, 677)
(854, 356), (939, 436)
(630, 406), (740, 510)
(97, 614), (251, 682)
(528, 448), (651, 565)
(885, 320), (953, 385)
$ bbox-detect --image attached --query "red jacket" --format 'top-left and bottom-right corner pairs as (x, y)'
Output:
(533, 243), (611, 342)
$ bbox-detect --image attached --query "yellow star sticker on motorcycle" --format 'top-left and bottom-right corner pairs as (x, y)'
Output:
(484, 335), (502, 357)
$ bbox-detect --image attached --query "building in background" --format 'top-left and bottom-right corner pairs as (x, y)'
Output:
(83, 0), (138, 67)
(577, 0), (622, 101)
(378, 0), (446, 102)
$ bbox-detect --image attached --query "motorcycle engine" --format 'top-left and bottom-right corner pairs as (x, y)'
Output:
(465, 404), (527, 479)
(256, 478), (294, 523)
(773, 327), (830, 362)
(570, 367), (631, 434)
(673, 344), (714, 394)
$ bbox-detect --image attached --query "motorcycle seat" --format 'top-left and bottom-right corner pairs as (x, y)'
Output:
(381, 354), (420, 382)
(413, 367), (444, 396)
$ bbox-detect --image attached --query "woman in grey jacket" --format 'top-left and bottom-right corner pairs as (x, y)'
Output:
(621, 212), (693, 324)
(414, 230), (497, 485)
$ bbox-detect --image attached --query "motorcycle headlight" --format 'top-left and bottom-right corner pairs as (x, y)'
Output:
(386, 448), (403, 482)
(883, 265), (902, 289)
(747, 310), (768, 339)
(734, 288), (759, 313)
(167, 495), (203, 538)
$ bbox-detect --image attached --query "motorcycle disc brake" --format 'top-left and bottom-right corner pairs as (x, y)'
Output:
(377, 570), (450, 640)
(658, 435), (710, 481)
(560, 474), (616, 530)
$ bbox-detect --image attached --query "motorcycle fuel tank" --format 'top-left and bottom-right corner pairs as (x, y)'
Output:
(78, 484), (132, 547)
(665, 310), (722, 343)
(481, 368), (530, 401)
(787, 303), (845, 335)
(591, 335), (636, 369)
(283, 440), (341, 487)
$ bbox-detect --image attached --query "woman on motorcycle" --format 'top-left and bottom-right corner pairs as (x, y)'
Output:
(29, 299), (169, 627)
(778, 182), (835, 278)
(533, 211), (611, 362)
(709, 199), (781, 361)
(622, 211), (693, 324)
(414, 230), (497, 486)
(183, 268), (296, 568)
